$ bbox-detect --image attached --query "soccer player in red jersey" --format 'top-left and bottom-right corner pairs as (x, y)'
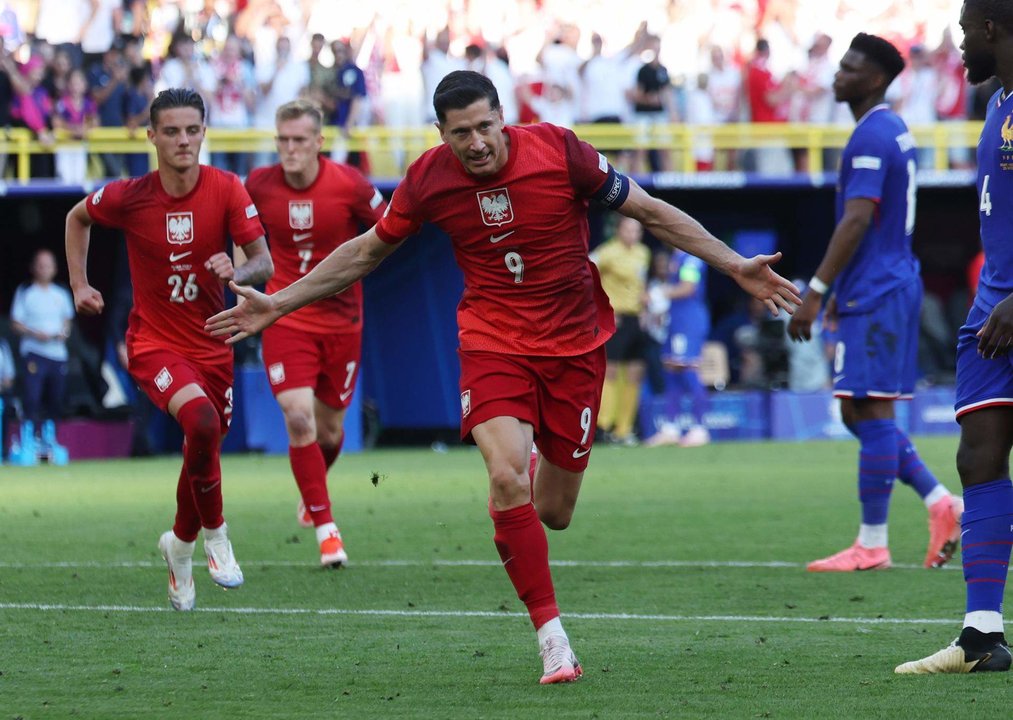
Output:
(246, 99), (386, 567)
(207, 71), (800, 682)
(65, 88), (273, 611)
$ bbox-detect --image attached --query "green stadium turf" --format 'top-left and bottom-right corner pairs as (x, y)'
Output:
(1, 438), (1011, 718)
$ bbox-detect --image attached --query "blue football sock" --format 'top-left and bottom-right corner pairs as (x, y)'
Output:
(852, 419), (898, 525)
(684, 371), (707, 427)
(895, 428), (940, 499)
(663, 372), (685, 429)
(962, 478), (1013, 615)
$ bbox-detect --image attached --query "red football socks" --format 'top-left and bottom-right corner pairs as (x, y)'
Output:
(175, 396), (224, 531)
(321, 433), (343, 470)
(289, 443), (333, 526)
(172, 465), (201, 542)
(490, 502), (560, 629)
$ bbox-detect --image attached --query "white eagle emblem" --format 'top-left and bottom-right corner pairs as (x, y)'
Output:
(289, 201), (313, 230)
(476, 188), (514, 227)
(460, 389), (472, 418)
(166, 212), (194, 245)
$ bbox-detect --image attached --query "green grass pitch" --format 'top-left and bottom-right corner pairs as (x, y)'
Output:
(1, 438), (1011, 718)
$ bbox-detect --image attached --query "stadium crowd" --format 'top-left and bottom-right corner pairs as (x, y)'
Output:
(0, 0), (989, 180)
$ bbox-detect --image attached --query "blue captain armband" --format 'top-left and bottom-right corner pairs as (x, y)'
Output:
(593, 166), (630, 209)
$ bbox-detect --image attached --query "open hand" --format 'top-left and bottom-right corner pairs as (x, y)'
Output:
(733, 252), (802, 317)
(205, 281), (280, 345)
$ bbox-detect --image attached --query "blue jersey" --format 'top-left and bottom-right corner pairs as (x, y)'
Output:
(974, 89), (1013, 314)
(667, 251), (710, 343)
(835, 104), (920, 315)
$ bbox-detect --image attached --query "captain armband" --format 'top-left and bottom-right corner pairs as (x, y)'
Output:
(593, 167), (630, 210)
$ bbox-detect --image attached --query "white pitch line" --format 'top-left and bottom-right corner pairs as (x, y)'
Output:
(0, 559), (957, 570)
(0, 602), (956, 625)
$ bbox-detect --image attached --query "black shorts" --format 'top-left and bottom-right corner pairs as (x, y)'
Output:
(605, 314), (648, 362)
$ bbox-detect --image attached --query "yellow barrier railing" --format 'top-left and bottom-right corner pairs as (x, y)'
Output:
(0, 122), (985, 182)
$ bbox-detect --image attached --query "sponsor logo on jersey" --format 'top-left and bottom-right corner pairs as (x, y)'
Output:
(597, 152), (608, 173)
(369, 188), (384, 209)
(289, 201), (313, 230)
(268, 362), (286, 385)
(460, 389), (471, 417)
(851, 156), (882, 170)
(91, 187), (104, 205)
(154, 367), (173, 392)
(476, 188), (514, 227)
(166, 212), (194, 245)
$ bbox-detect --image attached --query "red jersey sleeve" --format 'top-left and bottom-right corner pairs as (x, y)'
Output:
(375, 173), (421, 244)
(226, 174), (266, 247)
(345, 166), (388, 227)
(84, 180), (129, 229)
(561, 128), (611, 198)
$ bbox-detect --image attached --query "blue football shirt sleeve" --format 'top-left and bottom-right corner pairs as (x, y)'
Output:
(842, 129), (889, 202)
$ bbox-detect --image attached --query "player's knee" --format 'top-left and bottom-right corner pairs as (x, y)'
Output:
(487, 463), (529, 505)
(539, 507), (572, 531)
(181, 400), (220, 446)
(284, 410), (315, 445)
(956, 439), (1004, 487)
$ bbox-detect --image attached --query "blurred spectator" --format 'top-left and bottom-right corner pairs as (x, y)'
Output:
(156, 33), (216, 100)
(632, 34), (675, 173)
(53, 68), (97, 184)
(592, 217), (651, 445)
(329, 38), (366, 167)
(890, 44), (936, 169)
(123, 65), (154, 176)
(43, 48), (74, 100)
(0, 1), (24, 53)
(252, 35), (308, 166)
(705, 45), (742, 169)
(685, 73), (717, 171)
(642, 249), (672, 398)
(517, 73), (572, 128)
(210, 34), (255, 176)
(10, 54), (55, 177)
(785, 279), (830, 392)
(580, 32), (631, 124)
(745, 38), (795, 174)
(191, 0), (231, 58)
(80, 0), (122, 69)
(34, 0), (89, 68)
(934, 28), (971, 169)
(0, 36), (16, 176)
(465, 43), (518, 125)
(421, 27), (463, 122)
(10, 249), (74, 438)
(734, 296), (789, 388)
(306, 32), (334, 110)
(88, 41), (130, 178)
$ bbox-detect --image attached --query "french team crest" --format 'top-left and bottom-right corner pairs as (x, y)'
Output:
(460, 389), (472, 418)
(166, 212), (194, 245)
(289, 201), (313, 230)
(476, 188), (514, 227)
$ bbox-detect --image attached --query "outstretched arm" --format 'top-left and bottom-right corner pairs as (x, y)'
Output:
(205, 226), (400, 344)
(617, 179), (801, 315)
(787, 197), (873, 342)
(66, 199), (105, 316)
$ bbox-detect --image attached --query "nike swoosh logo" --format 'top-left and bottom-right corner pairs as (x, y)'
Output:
(833, 375), (846, 383)
(309, 504), (327, 512)
(489, 230), (515, 243)
(293, 232), (313, 242)
(200, 480), (221, 494)
(339, 388), (354, 402)
(572, 448), (590, 459)
(169, 251), (192, 262)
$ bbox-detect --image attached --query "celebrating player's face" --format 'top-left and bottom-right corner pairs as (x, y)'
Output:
(275, 115), (323, 176)
(148, 107), (205, 173)
(959, 2), (997, 86)
(437, 99), (508, 176)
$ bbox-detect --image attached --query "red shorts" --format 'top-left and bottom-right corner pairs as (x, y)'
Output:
(458, 346), (607, 472)
(261, 323), (362, 410)
(128, 349), (234, 434)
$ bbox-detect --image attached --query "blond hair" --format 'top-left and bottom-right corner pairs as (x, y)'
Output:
(275, 99), (324, 132)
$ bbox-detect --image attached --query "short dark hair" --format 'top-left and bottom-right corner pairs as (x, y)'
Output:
(150, 88), (206, 127)
(849, 33), (905, 83)
(967, 0), (1013, 33)
(433, 70), (500, 123)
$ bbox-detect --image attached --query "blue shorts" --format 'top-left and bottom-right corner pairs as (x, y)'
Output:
(666, 306), (710, 363)
(832, 280), (921, 400)
(955, 303), (1013, 418)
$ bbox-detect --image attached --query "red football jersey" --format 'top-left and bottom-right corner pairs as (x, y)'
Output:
(376, 124), (616, 356)
(86, 167), (265, 364)
(246, 158), (386, 334)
